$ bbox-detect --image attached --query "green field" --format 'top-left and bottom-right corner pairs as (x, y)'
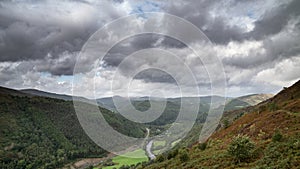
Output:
(153, 140), (166, 148)
(101, 149), (148, 169)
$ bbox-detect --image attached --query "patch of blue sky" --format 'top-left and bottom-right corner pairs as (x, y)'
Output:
(57, 75), (73, 83)
(130, 0), (163, 18)
(247, 10), (254, 18)
(40, 72), (73, 84)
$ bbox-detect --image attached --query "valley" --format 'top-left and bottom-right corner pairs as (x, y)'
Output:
(0, 83), (294, 169)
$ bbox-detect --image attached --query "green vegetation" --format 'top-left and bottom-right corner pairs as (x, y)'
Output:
(268, 102), (278, 112)
(166, 149), (178, 160)
(139, 80), (300, 169)
(272, 129), (283, 142)
(178, 149), (189, 162)
(198, 142), (207, 151)
(256, 134), (300, 168)
(140, 134), (300, 169)
(101, 149), (148, 169)
(155, 154), (165, 163)
(153, 140), (166, 148)
(0, 88), (145, 169)
(223, 118), (230, 128)
(227, 135), (255, 162)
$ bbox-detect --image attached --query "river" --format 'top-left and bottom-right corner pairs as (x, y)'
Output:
(145, 128), (156, 160)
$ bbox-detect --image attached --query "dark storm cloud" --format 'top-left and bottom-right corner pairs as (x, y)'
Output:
(1, 0), (298, 77)
(164, 0), (246, 44)
(164, 0), (300, 45)
(249, 0), (300, 39)
(102, 35), (153, 67)
(35, 52), (78, 76)
(160, 36), (187, 48)
(0, 0), (124, 75)
(134, 68), (176, 83)
(203, 17), (245, 44)
(103, 34), (186, 68)
(0, 5), (95, 62)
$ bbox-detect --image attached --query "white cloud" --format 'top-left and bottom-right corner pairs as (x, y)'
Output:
(254, 56), (300, 87)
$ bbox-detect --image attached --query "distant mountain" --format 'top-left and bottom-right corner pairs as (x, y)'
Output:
(96, 96), (166, 111)
(20, 89), (89, 102)
(143, 80), (300, 169)
(97, 95), (228, 112)
(235, 93), (274, 105)
(167, 95), (228, 105)
(96, 96), (121, 111)
(97, 94), (272, 115)
(224, 94), (273, 111)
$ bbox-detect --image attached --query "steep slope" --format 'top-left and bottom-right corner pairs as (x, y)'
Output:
(0, 87), (145, 169)
(141, 80), (300, 169)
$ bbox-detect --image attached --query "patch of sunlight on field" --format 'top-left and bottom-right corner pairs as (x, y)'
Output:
(101, 149), (148, 169)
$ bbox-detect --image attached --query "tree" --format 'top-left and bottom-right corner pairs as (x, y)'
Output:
(227, 135), (255, 162)
(167, 149), (178, 159)
(179, 149), (189, 162)
(156, 154), (165, 162)
(198, 142), (207, 151)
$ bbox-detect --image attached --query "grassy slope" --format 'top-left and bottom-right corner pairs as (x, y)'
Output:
(142, 80), (300, 169)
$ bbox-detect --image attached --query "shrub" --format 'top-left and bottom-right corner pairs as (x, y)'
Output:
(156, 154), (165, 162)
(198, 142), (207, 151)
(227, 135), (255, 162)
(223, 119), (229, 128)
(234, 112), (244, 121)
(179, 149), (189, 162)
(272, 130), (283, 142)
(268, 102), (278, 112)
(119, 165), (130, 169)
(167, 149), (178, 159)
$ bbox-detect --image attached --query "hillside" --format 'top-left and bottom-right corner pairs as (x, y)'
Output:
(0, 87), (146, 169)
(237, 94), (273, 106)
(224, 94), (273, 111)
(141, 80), (300, 169)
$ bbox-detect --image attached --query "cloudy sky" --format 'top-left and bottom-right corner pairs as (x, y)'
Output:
(0, 0), (299, 98)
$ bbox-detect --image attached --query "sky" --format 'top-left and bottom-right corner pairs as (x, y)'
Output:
(0, 0), (299, 98)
